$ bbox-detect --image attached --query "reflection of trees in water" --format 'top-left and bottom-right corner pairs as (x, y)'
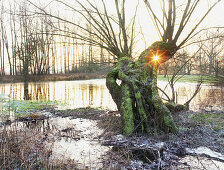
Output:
(178, 86), (224, 109)
(78, 84), (100, 107)
(81, 85), (85, 105)
(34, 85), (45, 100)
(1, 81), (223, 110)
(159, 83), (224, 110)
(65, 84), (67, 101)
(24, 82), (29, 100)
(0, 82), (97, 104)
(53, 84), (55, 101)
(0, 86), (5, 95)
(89, 84), (94, 105)
(25, 84), (50, 101)
(197, 88), (224, 109)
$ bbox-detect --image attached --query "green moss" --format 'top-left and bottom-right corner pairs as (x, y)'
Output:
(165, 102), (186, 113)
(118, 56), (130, 61)
(164, 102), (176, 112)
(163, 114), (178, 133)
(151, 87), (178, 133)
(134, 90), (150, 133)
(106, 68), (121, 92)
(106, 66), (122, 110)
(139, 49), (149, 61)
(106, 53), (178, 135)
(121, 84), (135, 136)
(150, 41), (175, 52)
(118, 71), (129, 81)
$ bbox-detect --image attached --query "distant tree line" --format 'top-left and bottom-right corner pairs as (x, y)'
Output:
(0, 0), (223, 81)
(0, 1), (114, 77)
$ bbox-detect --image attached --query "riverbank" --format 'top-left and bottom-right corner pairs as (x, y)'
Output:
(158, 74), (222, 84)
(0, 102), (223, 169)
(0, 73), (222, 84)
(0, 72), (106, 84)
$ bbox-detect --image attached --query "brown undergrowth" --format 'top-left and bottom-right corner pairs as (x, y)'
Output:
(0, 108), (122, 169)
(0, 120), (78, 169)
(97, 109), (224, 169)
(0, 73), (106, 84)
(0, 107), (223, 169)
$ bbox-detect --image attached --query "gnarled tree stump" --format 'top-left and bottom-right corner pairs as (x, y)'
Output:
(106, 41), (178, 135)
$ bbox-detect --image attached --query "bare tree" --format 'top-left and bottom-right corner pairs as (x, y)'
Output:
(9, 2), (18, 75)
(27, 0), (221, 135)
(201, 30), (224, 76)
(0, 3), (5, 76)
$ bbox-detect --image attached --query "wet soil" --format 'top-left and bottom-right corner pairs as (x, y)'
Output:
(101, 109), (224, 169)
(1, 107), (224, 169)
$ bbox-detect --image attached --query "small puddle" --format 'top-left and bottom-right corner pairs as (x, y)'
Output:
(179, 147), (224, 169)
(186, 146), (224, 161)
(45, 117), (110, 169)
(179, 156), (224, 170)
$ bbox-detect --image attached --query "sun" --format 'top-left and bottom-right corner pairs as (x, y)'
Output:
(153, 55), (160, 61)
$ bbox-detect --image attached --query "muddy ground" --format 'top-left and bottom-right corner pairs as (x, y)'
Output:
(0, 107), (224, 169)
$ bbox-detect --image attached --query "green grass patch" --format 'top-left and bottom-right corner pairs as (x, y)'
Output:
(190, 112), (224, 130)
(0, 100), (59, 119)
(158, 75), (219, 83)
(9, 100), (58, 112)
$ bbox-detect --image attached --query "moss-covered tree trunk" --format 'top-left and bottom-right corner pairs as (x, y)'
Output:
(106, 41), (178, 135)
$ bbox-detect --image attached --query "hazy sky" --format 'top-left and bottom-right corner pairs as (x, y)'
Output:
(5, 0), (224, 38)
(0, 0), (223, 73)
(2, 0), (224, 55)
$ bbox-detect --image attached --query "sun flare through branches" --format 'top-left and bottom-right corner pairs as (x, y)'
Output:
(153, 55), (160, 62)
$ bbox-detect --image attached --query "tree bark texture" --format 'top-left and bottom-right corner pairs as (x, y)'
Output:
(106, 41), (178, 135)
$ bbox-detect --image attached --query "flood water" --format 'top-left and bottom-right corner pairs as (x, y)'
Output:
(0, 79), (224, 169)
(0, 79), (223, 111)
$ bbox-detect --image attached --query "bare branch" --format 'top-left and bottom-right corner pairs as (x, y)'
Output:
(178, 0), (221, 49)
(144, 0), (164, 39)
(27, 0), (135, 58)
(173, 0), (191, 43)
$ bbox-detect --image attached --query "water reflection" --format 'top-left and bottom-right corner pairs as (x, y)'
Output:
(0, 113), (110, 169)
(24, 82), (29, 100)
(0, 79), (117, 110)
(159, 81), (224, 110)
(47, 117), (110, 169)
(0, 79), (223, 110)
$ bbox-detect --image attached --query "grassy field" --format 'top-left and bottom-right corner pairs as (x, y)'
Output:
(190, 112), (224, 131)
(158, 75), (220, 84)
(0, 97), (59, 121)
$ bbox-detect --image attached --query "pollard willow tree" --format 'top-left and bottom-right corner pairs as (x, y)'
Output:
(29, 0), (221, 135)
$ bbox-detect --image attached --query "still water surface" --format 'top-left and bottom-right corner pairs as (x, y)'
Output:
(0, 79), (223, 110)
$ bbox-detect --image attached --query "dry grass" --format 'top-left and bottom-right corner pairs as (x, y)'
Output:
(0, 121), (78, 169)
(97, 111), (122, 139)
